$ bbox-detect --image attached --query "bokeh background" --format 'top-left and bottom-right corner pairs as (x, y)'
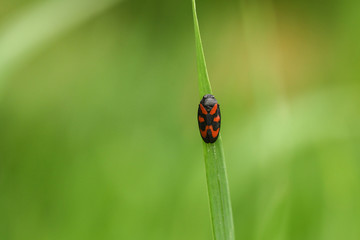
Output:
(1, 0), (360, 239)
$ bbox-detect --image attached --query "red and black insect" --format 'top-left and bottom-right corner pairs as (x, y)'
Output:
(198, 94), (221, 143)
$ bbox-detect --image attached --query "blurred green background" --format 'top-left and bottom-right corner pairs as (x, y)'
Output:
(1, 0), (360, 239)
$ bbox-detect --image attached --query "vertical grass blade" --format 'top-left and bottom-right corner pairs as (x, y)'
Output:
(191, 0), (235, 239)
(191, 0), (212, 96)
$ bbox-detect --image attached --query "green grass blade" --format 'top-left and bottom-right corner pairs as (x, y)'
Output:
(191, 0), (212, 96)
(191, 1), (235, 239)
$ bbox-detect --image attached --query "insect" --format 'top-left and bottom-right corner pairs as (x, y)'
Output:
(198, 94), (221, 143)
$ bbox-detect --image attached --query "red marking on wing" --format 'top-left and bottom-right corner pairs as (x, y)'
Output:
(209, 126), (220, 138)
(213, 115), (220, 122)
(200, 126), (208, 138)
(200, 125), (219, 139)
(199, 104), (208, 115)
(210, 104), (218, 115)
(198, 116), (205, 123)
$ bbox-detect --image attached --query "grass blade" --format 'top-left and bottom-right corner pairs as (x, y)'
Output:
(191, 0), (212, 96)
(191, 0), (235, 239)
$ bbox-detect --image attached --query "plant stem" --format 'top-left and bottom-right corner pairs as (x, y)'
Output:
(192, 0), (235, 239)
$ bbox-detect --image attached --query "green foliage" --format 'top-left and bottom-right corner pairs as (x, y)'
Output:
(0, 0), (360, 240)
